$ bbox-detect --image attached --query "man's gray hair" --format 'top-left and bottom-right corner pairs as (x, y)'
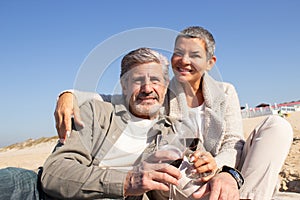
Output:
(120, 47), (169, 83)
(176, 26), (216, 60)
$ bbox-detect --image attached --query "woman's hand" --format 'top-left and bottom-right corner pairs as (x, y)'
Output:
(189, 150), (218, 182)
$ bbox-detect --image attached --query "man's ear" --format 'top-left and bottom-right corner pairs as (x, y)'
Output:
(121, 78), (128, 95)
(163, 80), (170, 95)
(206, 56), (217, 71)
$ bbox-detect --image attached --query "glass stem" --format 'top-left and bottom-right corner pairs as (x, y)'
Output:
(169, 184), (173, 200)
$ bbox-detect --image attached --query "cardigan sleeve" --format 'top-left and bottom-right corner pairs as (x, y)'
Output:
(214, 83), (245, 168)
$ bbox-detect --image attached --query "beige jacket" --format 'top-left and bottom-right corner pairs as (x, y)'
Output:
(41, 98), (172, 200)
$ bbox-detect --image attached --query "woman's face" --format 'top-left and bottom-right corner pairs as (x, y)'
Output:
(171, 37), (215, 86)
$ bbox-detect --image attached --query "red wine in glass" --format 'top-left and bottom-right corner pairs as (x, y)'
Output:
(169, 158), (183, 168)
(185, 138), (200, 151)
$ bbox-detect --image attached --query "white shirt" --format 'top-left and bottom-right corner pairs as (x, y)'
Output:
(99, 115), (158, 171)
(188, 103), (205, 144)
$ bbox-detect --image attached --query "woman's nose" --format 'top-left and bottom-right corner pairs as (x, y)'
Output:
(181, 54), (191, 64)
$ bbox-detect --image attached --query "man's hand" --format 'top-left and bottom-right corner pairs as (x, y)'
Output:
(54, 92), (84, 143)
(192, 172), (239, 200)
(124, 161), (181, 196)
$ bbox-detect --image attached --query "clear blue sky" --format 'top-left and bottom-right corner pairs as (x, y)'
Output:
(0, 0), (299, 147)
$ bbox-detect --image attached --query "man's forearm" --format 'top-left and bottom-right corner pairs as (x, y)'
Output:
(41, 133), (128, 199)
(59, 89), (103, 106)
(42, 160), (127, 199)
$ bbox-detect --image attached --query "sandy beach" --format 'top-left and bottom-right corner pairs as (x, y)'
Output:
(1, 112), (299, 193)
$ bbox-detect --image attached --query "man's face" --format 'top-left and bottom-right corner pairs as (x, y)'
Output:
(122, 62), (168, 119)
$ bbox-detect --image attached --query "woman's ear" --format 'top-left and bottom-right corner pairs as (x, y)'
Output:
(207, 56), (217, 71)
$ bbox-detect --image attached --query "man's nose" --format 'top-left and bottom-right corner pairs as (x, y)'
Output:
(141, 82), (153, 93)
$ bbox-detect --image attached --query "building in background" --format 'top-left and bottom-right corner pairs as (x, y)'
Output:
(241, 101), (300, 118)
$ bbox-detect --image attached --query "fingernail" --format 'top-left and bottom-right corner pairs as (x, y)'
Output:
(190, 169), (197, 174)
(189, 156), (195, 162)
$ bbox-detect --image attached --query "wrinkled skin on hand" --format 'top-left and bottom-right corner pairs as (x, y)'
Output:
(192, 172), (239, 200)
(124, 150), (182, 196)
(54, 92), (84, 143)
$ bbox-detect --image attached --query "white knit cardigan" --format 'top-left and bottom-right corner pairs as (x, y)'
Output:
(165, 72), (245, 168)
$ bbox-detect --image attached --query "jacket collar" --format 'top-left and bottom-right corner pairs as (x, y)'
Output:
(202, 72), (226, 110)
(167, 72), (226, 152)
(168, 72), (225, 118)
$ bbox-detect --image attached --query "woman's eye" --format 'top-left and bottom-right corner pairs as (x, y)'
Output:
(174, 51), (183, 57)
(190, 54), (201, 58)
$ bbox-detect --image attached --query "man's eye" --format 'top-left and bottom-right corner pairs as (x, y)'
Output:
(151, 78), (161, 84)
(133, 79), (142, 84)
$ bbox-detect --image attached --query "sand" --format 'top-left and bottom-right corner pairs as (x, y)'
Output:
(0, 112), (299, 193)
(0, 140), (57, 170)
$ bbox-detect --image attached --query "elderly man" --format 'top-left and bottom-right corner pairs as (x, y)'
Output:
(41, 47), (182, 199)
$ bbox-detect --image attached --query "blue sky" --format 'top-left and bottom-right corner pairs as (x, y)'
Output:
(0, 0), (299, 147)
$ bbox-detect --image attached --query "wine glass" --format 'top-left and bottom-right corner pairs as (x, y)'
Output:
(173, 120), (211, 180)
(176, 120), (212, 181)
(156, 133), (186, 200)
